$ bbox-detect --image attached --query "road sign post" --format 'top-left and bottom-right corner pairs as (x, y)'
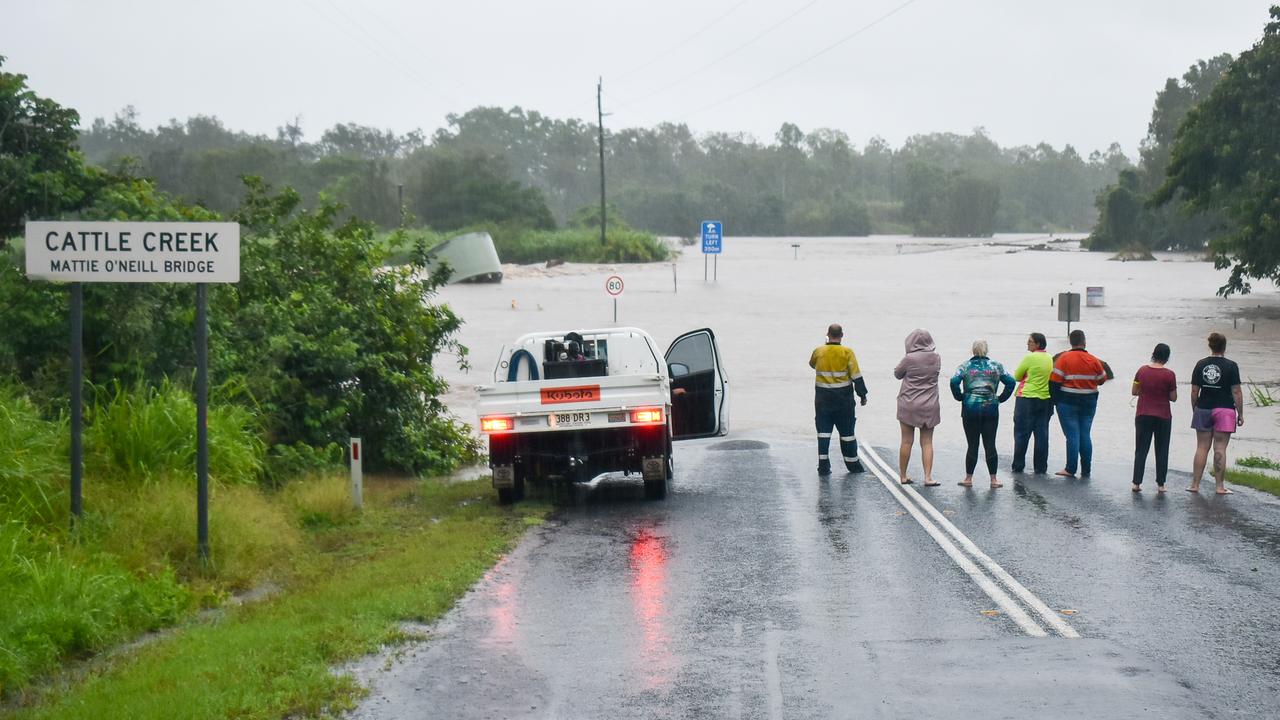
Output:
(605, 274), (624, 322)
(700, 221), (722, 283)
(1058, 291), (1081, 336)
(25, 221), (240, 561)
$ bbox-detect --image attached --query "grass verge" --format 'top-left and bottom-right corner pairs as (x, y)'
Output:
(9, 477), (546, 719)
(1227, 468), (1280, 498)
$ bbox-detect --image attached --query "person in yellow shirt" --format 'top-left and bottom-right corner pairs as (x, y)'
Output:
(1011, 332), (1053, 474)
(809, 323), (868, 475)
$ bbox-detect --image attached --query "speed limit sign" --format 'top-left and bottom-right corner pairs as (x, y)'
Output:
(605, 275), (624, 297)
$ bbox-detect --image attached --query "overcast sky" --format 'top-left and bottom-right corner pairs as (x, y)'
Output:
(3, 0), (1275, 157)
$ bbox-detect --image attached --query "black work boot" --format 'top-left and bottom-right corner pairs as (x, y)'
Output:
(817, 459), (831, 475)
(846, 460), (866, 474)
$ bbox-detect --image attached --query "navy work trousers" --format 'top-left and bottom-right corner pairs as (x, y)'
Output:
(815, 387), (859, 469)
(1011, 396), (1052, 473)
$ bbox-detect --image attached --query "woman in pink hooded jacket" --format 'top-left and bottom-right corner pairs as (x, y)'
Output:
(894, 329), (942, 485)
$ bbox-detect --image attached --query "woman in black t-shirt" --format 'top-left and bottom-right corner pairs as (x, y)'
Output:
(1188, 332), (1244, 495)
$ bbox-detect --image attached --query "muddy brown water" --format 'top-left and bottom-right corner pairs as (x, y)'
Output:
(434, 234), (1280, 475)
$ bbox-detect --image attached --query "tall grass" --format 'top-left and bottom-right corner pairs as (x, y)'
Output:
(0, 384), (65, 526)
(86, 380), (266, 484)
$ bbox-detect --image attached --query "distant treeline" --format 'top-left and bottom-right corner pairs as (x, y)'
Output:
(79, 109), (1132, 239)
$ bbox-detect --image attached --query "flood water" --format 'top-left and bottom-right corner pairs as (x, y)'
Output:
(434, 234), (1280, 474)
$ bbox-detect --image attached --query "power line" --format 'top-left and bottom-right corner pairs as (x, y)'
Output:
(682, 0), (922, 120)
(615, 0), (824, 111)
(614, 0), (754, 82)
(298, 0), (462, 108)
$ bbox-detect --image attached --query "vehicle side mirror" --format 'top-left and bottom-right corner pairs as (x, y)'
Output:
(668, 362), (690, 378)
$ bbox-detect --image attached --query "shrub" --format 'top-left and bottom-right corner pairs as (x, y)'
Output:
(493, 227), (670, 264)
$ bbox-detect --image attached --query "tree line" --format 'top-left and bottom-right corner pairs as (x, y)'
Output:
(74, 106), (1133, 241)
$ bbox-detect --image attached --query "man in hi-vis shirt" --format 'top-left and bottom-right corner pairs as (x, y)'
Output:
(809, 323), (869, 475)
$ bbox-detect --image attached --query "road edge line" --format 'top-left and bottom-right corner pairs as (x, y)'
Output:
(860, 443), (1081, 639)
(855, 441), (1048, 637)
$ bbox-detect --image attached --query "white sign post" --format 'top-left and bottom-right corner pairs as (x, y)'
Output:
(24, 221), (240, 561)
(605, 274), (624, 322)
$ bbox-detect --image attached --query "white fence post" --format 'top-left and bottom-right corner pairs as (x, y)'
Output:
(350, 437), (363, 510)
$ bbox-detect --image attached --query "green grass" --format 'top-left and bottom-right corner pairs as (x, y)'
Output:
(10, 478), (545, 719)
(1227, 468), (1280, 497)
(1237, 455), (1280, 471)
(1245, 379), (1276, 408)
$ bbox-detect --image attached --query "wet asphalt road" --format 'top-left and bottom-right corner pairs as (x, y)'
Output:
(349, 435), (1280, 719)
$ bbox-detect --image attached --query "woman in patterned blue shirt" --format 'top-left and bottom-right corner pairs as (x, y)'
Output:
(950, 340), (1016, 488)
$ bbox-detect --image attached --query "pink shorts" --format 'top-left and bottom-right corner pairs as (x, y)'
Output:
(1192, 407), (1236, 433)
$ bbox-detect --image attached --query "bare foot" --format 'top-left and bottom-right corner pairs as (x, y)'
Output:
(1216, 487), (1234, 495)
(958, 480), (973, 487)
(1157, 486), (1167, 494)
(1131, 484), (1141, 492)
(1185, 486), (1200, 493)
(900, 478), (914, 485)
(990, 481), (1003, 488)
(923, 479), (941, 487)
(1054, 470), (1076, 478)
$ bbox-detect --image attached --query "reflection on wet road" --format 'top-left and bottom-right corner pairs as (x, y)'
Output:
(348, 434), (1280, 718)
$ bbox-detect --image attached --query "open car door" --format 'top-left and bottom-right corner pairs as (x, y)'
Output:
(665, 328), (729, 440)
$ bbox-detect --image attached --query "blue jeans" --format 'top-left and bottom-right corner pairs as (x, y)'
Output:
(1056, 395), (1098, 476)
(1012, 396), (1052, 473)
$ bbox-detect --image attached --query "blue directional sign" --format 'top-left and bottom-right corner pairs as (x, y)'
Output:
(701, 221), (723, 254)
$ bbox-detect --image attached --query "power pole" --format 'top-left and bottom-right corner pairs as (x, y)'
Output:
(597, 77), (607, 245)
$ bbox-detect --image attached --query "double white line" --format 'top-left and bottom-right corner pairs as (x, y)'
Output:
(859, 441), (1079, 639)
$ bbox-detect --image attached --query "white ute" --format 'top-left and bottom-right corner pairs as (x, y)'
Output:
(476, 327), (729, 503)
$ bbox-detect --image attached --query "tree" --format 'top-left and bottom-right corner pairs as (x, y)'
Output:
(1153, 7), (1280, 294)
(0, 56), (97, 240)
(404, 149), (554, 232)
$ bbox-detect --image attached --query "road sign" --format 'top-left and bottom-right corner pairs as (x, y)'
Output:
(1057, 292), (1081, 323)
(25, 221), (240, 283)
(701, 221), (722, 254)
(605, 275), (624, 296)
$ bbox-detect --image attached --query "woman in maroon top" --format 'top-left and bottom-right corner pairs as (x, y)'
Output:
(1131, 343), (1177, 492)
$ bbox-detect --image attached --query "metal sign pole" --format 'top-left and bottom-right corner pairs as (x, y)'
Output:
(196, 283), (210, 562)
(714, 255), (718, 282)
(69, 282), (83, 529)
(613, 297), (617, 323)
(704, 254), (708, 282)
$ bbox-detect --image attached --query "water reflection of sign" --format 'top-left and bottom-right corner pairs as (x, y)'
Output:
(701, 221), (722, 254)
(606, 275), (624, 296)
(540, 385), (602, 405)
(1086, 286), (1105, 307)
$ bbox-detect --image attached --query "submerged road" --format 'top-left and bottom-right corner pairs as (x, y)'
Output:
(349, 435), (1280, 719)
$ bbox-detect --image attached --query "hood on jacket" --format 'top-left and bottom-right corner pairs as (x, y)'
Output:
(905, 328), (936, 354)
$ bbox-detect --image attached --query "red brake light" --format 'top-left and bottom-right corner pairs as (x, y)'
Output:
(481, 416), (514, 433)
(630, 408), (664, 424)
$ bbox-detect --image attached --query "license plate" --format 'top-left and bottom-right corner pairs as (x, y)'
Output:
(550, 411), (592, 428)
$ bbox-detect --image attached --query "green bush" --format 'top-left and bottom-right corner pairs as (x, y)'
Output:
(86, 380), (265, 484)
(492, 227), (669, 264)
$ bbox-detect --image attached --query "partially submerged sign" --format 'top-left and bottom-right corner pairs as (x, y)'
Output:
(25, 221), (240, 283)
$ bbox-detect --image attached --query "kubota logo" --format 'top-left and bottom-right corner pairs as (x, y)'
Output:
(540, 385), (601, 404)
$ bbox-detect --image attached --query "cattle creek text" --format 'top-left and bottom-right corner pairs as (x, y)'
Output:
(44, 230), (222, 253)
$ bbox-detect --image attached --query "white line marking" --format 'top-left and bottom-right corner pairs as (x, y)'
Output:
(860, 443), (1081, 639)
(856, 442), (1047, 637)
(763, 621), (784, 720)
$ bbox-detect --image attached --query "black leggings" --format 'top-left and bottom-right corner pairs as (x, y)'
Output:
(1133, 415), (1171, 486)
(963, 408), (999, 476)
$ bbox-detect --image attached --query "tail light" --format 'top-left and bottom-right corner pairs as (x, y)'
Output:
(481, 416), (514, 433)
(630, 407), (664, 424)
